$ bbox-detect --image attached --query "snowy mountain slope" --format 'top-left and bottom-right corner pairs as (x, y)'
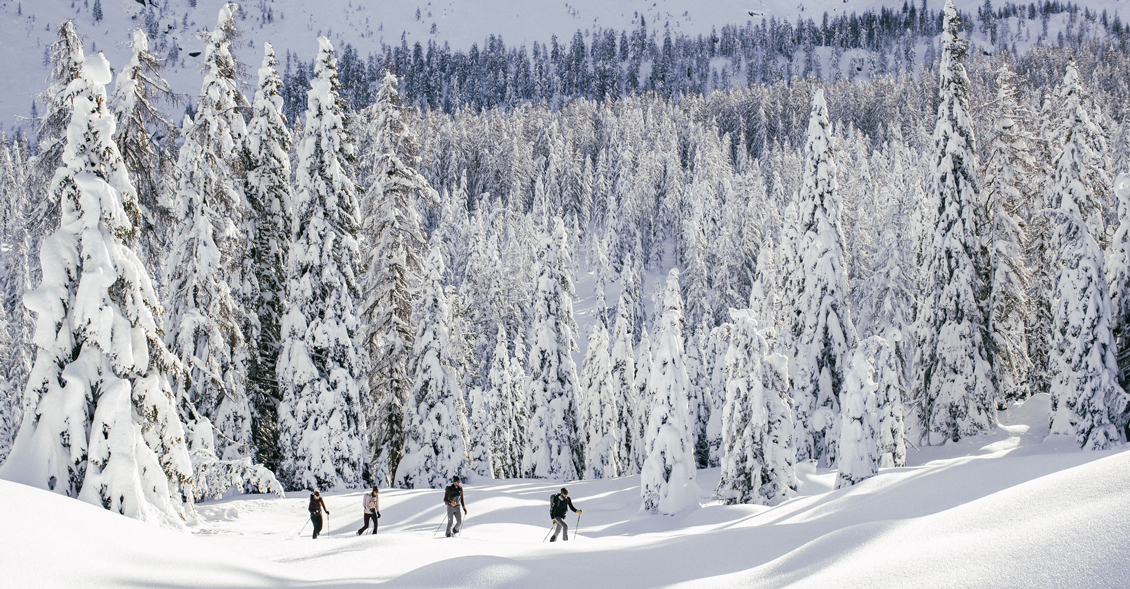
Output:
(3, 394), (1127, 588)
(1, 0), (1126, 130)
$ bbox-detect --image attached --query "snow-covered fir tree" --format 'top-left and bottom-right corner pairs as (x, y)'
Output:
(685, 321), (712, 468)
(0, 303), (18, 463)
(982, 66), (1034, 404)
(1045, 199), (1128, 450)
(485, 327), (526, 478)
(579, 324), (620, 479)
(630, 327), (654, 475)
(1109, 173), (1130, 391)
(640, 269), (699, 515)
(836, 336), (883, 489)
(749, 244), (778, 335)
(242, 42), (294, 472)
(28, 21), (84, 258)
(791, 88), (857, 467)
(394, 251), (470, 489)
(1047, 62), (1111, 244)
(163, 4), (252, 461)
(523, 217), (583, 480)
(871, 335), (907, 468)
(716, 310), (796, 505)
(914, 0), (996, 445)
(358, 72), (435, 485)
(0, 52), (194, 526)
(609, 284), (636, 475)
(110, 29), (177, 276)
(704, 322), (734, 468)
(277, 37), (366, 491)
(0, 139), (33, 448)
(466, 385), (492, 478)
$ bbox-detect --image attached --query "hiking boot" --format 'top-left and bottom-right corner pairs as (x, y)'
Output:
(549, 536), (556, 542)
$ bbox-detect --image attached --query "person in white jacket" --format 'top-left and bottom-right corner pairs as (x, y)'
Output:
(356, 487), (380, 535)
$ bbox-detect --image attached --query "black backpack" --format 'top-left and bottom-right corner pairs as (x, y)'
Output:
(308, 493), (319, 513)
(549, 493), (559, 516)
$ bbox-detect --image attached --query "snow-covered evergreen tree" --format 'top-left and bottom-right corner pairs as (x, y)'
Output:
(1047, 62), (1111, 244)
(111, 29), (177, 276)
(871, 335), (907, 468)
(704, 323), (733, 467)
(749, 244), (778, 335)
(523, 217), (583, 480)
(836, 336), (883, 489)
(579, 324), (620, 479)
(242, 42), (294, 473)
(640, 269), (699, 515)
(466, 386), (492, 478)
(394, 251), (470, 489)
(0, 303), (18, 463)
(0, 52), (194, 526)
(685, 322), (712, 469)
(163, 4), (251, 461)
(28, 21), (84, 255)
(629, 327), (653, 474)
(485, 327), (526, 478)
(982, 66), (1034, 404)
(1109, 173), (1130, 391)
(1045, 204), (1128, 450)
(913, 0), (996, 445)
(609, 285), (636, 474)
(792, 88), (857, 467)
(277, 37), (366, 491)
(716, 310), (796, 505)
(358, 72), (435, 485)
(0, 139), (33, 448)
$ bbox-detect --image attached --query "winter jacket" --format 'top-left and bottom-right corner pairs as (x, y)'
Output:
(444, 485), (465, 507)
(308, 495), (329, 514)
(550, 494), (578, 519)
(363, 493), (379, 514)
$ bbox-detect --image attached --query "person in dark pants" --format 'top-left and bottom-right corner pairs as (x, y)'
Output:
(309, 490), (330, 539)
(443, 476), (467, 537)
(549, 487), (582, 542)
(357, 486), (380, 535)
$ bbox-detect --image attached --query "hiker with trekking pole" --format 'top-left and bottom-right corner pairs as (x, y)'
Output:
(549, 487), (582, 542)
(443, 476), (467, 538)
(308, 489), (330, 539)
(357, 486), (380, 536)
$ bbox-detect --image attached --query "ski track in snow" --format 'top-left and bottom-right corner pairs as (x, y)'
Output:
(3, 393), (1129, 588)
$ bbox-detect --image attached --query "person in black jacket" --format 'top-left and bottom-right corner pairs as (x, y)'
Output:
(549, 488), (582, 542)
(308, 489), (330, 539)
(443, 476), (467, 537)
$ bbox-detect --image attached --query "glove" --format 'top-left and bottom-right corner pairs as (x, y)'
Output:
(377, 511), (381, 519)
(578, 510), (583, 514)
(552, 520), (557, 525)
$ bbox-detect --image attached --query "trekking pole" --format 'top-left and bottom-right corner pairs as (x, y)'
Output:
(542, 521), (556, 542)
(575, 513), (582, 539)
(294, 518), (309, 539)
(433, 513), (447, 537)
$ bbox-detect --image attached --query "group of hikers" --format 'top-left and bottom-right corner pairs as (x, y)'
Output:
(306, 476), (582, 541)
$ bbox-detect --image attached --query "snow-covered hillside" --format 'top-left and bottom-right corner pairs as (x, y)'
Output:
(2, 394), (1127, 588)
(1, 0), (1126, 128)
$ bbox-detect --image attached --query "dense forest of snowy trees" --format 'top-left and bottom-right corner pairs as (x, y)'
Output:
(1, 0), (1129, 523)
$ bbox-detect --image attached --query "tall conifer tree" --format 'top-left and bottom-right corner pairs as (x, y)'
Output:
(914, 0), (996, 445)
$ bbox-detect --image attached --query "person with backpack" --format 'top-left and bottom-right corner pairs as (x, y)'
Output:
(443, 476), (467, 537)
(308, 490), (330, 539)
(356, 486), (380, 536)
(549, 488), (582, 542)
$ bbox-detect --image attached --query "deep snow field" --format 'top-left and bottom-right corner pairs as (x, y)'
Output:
(3, 393), (1128, 589)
